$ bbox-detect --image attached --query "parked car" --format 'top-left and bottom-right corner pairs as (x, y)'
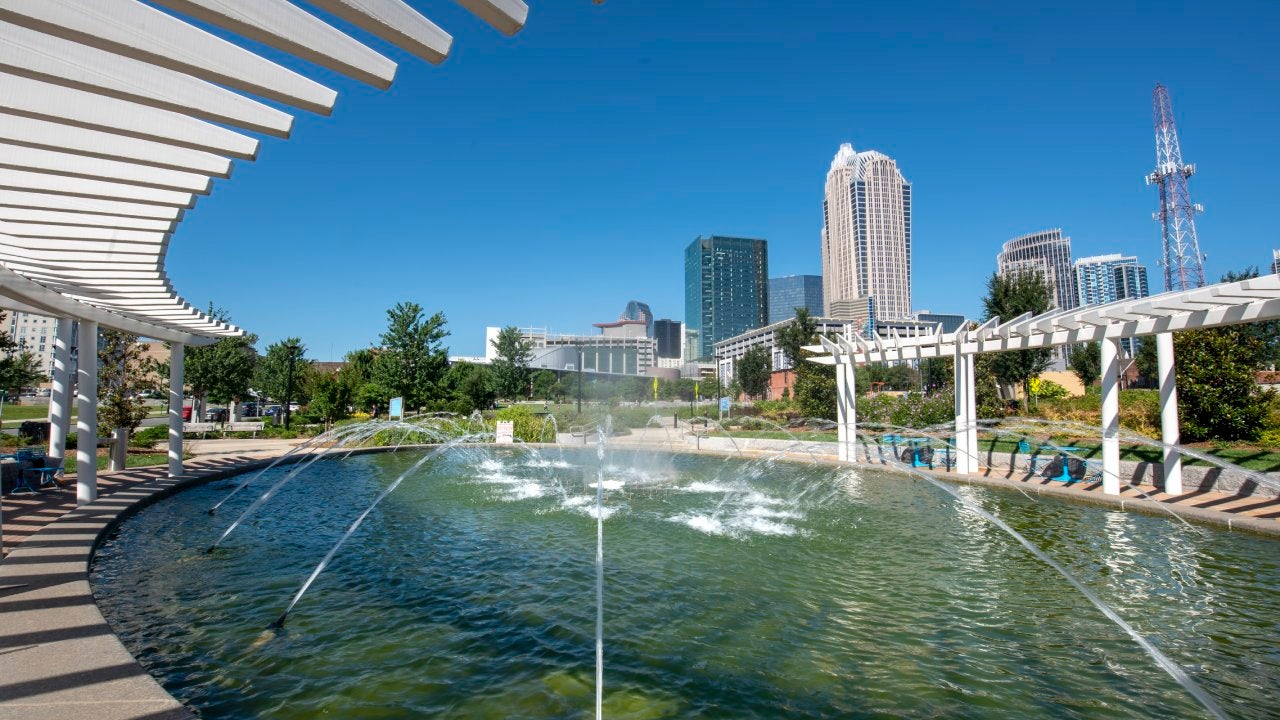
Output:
(263, 405), (283, 417)
(205, 407), (229, 423)
(182, 405), (193, 421)
(240, 402), (258, 417)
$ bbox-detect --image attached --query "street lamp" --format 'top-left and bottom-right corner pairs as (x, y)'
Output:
(283, 343), (300, 429)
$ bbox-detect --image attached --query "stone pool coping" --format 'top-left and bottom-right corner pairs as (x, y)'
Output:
(0, 441), (1276, 720)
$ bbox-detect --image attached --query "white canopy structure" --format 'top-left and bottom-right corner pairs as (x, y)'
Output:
(806, 274), (1280, 496)
(0, 0), (529, 504)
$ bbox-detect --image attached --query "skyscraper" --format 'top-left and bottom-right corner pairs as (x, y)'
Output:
(1074, 254), (1150, 307)
(653, 319), (682, 359)
(619, 300), (653, 337)
(768, 275), (824, 324)
(997, 229), (1077, 311)
(822, 143), (912, 321)
(684, 235), (769, 361)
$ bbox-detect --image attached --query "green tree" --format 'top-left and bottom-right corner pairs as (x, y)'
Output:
(185, 331), (258, 417)
(921, 356), (954, 393)
(736, 346), (772, 399)
(531, 370), (558, 402)
(1067, 342), (1101, 389)
(1176, 328), (1275, 441)
(777, 308), (818, 368)
(489, 326), (534, 400)
(339, 348), (387, 413)
(98, 330), (158, 437)
(254, 338), (311, 406)
(308, 370), (353, 428)
(372, 302), (450, 409)
(982, 270), (1053, 412)
(446, 361), (495, 411)
(0, 311), (49, 395)
(794, 350), (837, 420)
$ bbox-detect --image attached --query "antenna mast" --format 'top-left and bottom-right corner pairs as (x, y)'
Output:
(1145, 83), (1206, 291)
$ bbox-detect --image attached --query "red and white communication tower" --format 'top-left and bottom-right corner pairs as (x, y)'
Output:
(1146, 83), (1207, 291)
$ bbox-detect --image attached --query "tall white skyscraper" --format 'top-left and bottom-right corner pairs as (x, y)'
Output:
(821, 143), (912, 322)
(997, 229), (1077, 311)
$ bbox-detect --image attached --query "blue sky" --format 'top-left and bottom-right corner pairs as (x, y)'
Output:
(164, 0), (1280, 359)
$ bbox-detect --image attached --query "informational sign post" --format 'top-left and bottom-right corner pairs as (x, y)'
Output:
(389, 396), (404, 420)
(719, 396), (731, 421)
(495, 420), (515, 444)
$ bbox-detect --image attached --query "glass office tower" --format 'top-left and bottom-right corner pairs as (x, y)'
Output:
(684, 235), (769, 361)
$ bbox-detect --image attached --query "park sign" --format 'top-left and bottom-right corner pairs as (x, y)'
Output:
(389, 397), (404, 420)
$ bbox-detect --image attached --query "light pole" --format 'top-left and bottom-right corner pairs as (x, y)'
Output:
(576, 344), (584, 414)
(283, 343), (300, 429)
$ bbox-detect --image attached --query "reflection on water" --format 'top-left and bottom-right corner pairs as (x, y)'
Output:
(91, 447), (1280, 719)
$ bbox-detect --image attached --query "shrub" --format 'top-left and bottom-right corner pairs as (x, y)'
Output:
(131, 425), (169, 448)
(1029, 377), (1069, 400)
(492, 405), (555, 443)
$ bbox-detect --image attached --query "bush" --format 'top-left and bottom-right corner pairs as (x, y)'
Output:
(131, 425), (169, 448)
(421, 398), (474, 415)
(492, 405), (555, 443)
(1029, 377), (1069, 400)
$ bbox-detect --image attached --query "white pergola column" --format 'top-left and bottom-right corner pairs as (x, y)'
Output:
(169, 342), (185, 477)
(953, 349), (971, 475)
(836, 356), (857, 463)
(1156, 332), (1182, 495)
(47, 318), (74, 468)
(1100, 337), (1122, 495)
(964, 353), (977, 472)
(75, 320), (99, 505)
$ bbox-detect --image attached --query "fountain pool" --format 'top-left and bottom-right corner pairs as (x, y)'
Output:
(91, 446), (1279, 719)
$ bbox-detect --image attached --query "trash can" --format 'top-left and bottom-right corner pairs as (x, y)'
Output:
(19, 420), (49, 443)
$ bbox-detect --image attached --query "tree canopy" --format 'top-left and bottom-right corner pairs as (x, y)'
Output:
(489, 326), (534, 400)
(1067, 342), (1101, 389)
(254, 337), (310, 405)
(0, 311), (49, 394)
(736, 346), (772, 399)
(97, 330), (158, 435)
(371, 302), (449, 409)
(982, 270), (1053, 411)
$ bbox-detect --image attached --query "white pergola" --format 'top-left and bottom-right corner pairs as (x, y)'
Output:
(0, 0), (528, 504)
(807, 274), (1280, 496)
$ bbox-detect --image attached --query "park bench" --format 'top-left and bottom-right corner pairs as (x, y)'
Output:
(225, 422), (265, 437)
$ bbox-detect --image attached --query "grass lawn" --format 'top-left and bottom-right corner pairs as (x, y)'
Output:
(0, 404), (66, 426)
(61, 452), (174, 475)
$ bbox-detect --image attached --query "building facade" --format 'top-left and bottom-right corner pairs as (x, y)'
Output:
(915, 312), (968, 334)
(714, 316), (857, 390)
(483, 326), (656, 376)
(821, 143), (912, 322)
(653, 319), (682, 359)
(768, 275), (824, 324)
(619, 300), (654, 337)
(4, 311), (62, 383)
(996, 229), (1077, 311)
(1271, 249), (1280, 275)
(1074, 254), (1150, 307)
(684, 235), (769, 361)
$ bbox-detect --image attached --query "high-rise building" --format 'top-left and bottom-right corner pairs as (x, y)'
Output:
(996, 229), (1077, 311)
(1074, 254), (1150, 307)
(1271, 249), (1280, 275)
(684, 235), (769, 361)
(768, 275), (824, 324)
(822, 143), (912, 321)
(653, 319), (682, 359)
(619, 300), (654, 337)
(3, 311), (62, 382)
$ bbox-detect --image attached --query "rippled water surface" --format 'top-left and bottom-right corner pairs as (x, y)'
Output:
(91, 446), (1280, 719)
